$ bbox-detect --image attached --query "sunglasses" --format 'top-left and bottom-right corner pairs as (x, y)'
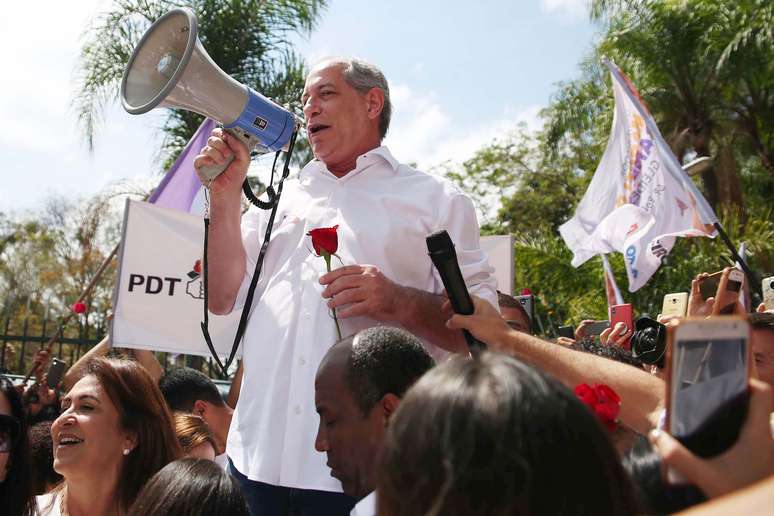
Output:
(0, 414), (21, 452)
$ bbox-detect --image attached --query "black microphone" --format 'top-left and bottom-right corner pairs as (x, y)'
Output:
(426, 230), (486, 353)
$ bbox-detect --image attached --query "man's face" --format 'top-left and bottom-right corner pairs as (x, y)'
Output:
(314, 355), (384, 498)
(752, 328), (774, 407)
(301, 62), (380, 174)
(500, 305), (531, 334)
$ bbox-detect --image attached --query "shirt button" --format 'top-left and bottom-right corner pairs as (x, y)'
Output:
(294, 405), (301, 415)
(304, 312), (311, 319)
(299, 357), (306, 366)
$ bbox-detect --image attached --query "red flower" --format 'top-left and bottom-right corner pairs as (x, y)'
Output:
(193, 259), (202, 274)
(308, 225), (339, 256)
(574, 383), (620, 431)
(71, 302), (87, 314)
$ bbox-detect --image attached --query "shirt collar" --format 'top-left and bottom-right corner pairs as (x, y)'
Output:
(302, 145), (399, 181)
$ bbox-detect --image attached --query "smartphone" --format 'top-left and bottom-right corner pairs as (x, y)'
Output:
(585, 320), (610, 336)
(557, 326), (574, 339)
(516, 294), (535, 327)
(698, 271), (723, 301)
(609, 303), (633, 349)
(666, 317), (750, 478)
(712, 269), (744, 315)
(47, 358), (67, 389)
(763, 276), (774, 307)
(661, 293), (688, 318)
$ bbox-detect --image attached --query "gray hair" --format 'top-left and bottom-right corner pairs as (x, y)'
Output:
(316, 57), (392, 140)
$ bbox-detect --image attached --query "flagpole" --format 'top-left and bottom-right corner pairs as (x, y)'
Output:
(713, 222), (761, 298)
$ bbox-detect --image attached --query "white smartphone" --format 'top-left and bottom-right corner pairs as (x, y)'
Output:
(665, 317), (750, 482)
(763, 276), (774, 307)
(661, 292), (688, 318)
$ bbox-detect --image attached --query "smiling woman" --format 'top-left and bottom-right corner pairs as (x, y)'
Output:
(0, 375), (35, 516)
(37, 358), (181, 515)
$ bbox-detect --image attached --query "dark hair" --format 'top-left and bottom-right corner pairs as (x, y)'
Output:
(342, 327), (435, 415)
(378, 353), (641, 516)
(86, 358), (181, 510)
(0, 375), (35, 516)
(569, 337), (645, 368)
(127, 458), (249, 516)
(623, 436), (706, 513)
(749, 311), (774, 331)
(28, 420), (62, 494)
(159, 367), (224, 412)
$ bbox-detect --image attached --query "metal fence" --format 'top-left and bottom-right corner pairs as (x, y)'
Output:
(0, 313), (229, 381)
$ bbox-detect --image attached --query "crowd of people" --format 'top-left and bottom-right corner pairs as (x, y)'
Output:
(1, 55), (773, 515)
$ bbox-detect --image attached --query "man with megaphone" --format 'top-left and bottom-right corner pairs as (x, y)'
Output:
(195, 58), (497, 515)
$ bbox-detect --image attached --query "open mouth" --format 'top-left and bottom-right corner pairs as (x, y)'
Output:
(57, 433), (84, 447)
(308, 123), (331, 135)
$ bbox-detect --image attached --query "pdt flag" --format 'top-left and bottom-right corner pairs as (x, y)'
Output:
(559, 60), (718, 291)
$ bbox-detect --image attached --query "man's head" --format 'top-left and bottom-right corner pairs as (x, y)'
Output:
(497, 291), (532, 334)
(302, 58), (391, 175)
(314, 326), (434, 499)
(750, 312), (774, 404)
(158, 368), (232, 454)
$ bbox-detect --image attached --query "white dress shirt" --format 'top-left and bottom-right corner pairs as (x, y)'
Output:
(351, 491), (377, 516)
(226, 146), (497, 491)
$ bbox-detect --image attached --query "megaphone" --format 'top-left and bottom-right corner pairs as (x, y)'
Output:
(121, 7), (299, 183)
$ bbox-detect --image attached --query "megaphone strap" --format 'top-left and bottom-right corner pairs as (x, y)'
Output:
(200, 131), (298, 376)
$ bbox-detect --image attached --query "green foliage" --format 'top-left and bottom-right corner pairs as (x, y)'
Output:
(447, 0), (774, 334)
(73, 0), (327, 169)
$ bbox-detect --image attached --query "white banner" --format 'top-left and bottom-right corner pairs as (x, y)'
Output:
(559, 60), (718, 292)
(111, 200), (241, 358)
(480, 234), (514, 295)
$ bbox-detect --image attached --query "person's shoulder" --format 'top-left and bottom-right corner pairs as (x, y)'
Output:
(391, 158), (467, 199)
(36, 492), (62, 516)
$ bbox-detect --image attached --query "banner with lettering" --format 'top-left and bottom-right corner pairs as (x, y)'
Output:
(110, 200), (241, 357)
(559, 60), (718, 291)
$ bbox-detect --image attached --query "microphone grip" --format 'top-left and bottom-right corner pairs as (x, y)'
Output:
(427, 231), (486, 354)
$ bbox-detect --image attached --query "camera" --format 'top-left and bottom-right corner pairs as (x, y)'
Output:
(630, 317), (667, 367)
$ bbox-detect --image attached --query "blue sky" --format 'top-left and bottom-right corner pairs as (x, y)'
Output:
(0, 0), (598, 212)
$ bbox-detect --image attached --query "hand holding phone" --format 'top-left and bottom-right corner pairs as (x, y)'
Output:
(666, 317), (750, 476)
(711, 268), (744, 316)
(608, 303), (633, 349)
(762, 276), (774, 307)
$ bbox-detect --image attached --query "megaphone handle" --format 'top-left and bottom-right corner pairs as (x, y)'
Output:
(197, 128), (262, 184)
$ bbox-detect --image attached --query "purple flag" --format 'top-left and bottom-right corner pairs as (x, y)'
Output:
(148, 118), (216, 212)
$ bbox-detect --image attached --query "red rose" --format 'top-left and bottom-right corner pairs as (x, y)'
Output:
(595, 384), (621, 404)
(308, 225), (339, 256)
(193, 259), (202, 274)
(71, 302), (87, 314)
(574, 383), (597, 408)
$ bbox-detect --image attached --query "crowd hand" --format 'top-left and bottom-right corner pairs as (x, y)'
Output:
(657, 314), (683, 327)
(650, 379), (774, 498)
(711, 267), (746, 316)
(688, 272), (714, 317)
(320, 264), (402, 321)
(556, 336), (576, 347)
(446, 295), (512, 350)
(32, 349), (50, 381)
(758, 303), (772, 314)
(193, 128), (250, 196)
(574, 319), (596, 340)
(37, 375), (57, 405)
(599, 322), (631, 346)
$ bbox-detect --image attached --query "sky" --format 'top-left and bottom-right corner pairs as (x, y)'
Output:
(0, 0), (598, 213)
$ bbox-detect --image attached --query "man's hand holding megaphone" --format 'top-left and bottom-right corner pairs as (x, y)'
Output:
(194, 127), (251, 199)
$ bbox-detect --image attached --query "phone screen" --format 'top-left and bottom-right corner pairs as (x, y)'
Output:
(669, 322), (748, 458)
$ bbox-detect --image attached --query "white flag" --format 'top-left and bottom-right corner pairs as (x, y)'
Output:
(110, 200), (241, 358)
(559, 59), (718, 291)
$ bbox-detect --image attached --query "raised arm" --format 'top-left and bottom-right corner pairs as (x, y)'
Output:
(194, 128), (250, 314)
(447, 296), (664, 434)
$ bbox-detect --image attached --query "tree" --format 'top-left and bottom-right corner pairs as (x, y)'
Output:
(73, 0), (327, 169)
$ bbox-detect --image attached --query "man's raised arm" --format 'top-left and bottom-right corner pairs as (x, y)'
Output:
(194, 128), (251, 314)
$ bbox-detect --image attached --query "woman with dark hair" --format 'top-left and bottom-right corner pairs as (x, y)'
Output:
(127, 458), (249, 516)
(0, 374), (35, 516)
(378, 353), (642, 516)
(38, 357), (181, 515)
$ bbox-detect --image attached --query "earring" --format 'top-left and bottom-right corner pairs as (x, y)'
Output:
(123, 448), (131, 456)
